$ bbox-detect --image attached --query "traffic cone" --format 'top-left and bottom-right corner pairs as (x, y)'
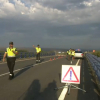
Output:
(50, 58), (52, 61)
(54, 57), (56, 60)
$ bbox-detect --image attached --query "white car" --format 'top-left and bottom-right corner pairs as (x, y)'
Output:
(74, 51), (84, 59)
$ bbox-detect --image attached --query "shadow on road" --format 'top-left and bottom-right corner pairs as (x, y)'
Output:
(40, 59), (44, 63)
(18, 79), (58, 100)
(37, 80), (58, 100)
(14, 64), (33, 79)
(59, 73), (61, 83)
(24, 79), (41, 100)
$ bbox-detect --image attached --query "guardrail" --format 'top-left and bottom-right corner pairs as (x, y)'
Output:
(0, 52), (55, 61)
(86, 53), (100, 90)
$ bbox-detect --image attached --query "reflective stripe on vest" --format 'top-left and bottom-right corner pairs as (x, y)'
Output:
(6, 47), (16, 57)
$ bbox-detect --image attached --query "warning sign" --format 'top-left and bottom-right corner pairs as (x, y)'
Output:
(61, 65), (80, 84)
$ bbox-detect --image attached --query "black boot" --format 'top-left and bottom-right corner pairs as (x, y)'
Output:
(12, 73), (14, 78)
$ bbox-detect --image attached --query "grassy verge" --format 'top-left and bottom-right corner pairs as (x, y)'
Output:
(92, 51), (100, 57)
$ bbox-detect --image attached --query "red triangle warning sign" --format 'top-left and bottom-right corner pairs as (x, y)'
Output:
(63, 67), (79, 82)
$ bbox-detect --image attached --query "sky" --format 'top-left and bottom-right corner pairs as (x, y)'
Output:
(0, 0), (100, 49)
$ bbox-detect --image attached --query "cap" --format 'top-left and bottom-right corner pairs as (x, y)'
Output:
(9, 42), (13, 45)
(37, 44), (39, 46)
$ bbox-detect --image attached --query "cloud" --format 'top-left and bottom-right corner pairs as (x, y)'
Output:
(0, 0), (100, 25)
(0, 0), (100, 49)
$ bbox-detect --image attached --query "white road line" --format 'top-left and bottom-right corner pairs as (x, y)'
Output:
(76, 59), (80, 66)
(0, 58), (59, 77)
(0, 56), (55, 65)
(83, 85), (85, 94)
(83, 84), (84, 89)
(58, 59), (80, 100)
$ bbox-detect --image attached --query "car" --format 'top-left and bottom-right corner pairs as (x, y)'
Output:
(74, 50), (84, 59)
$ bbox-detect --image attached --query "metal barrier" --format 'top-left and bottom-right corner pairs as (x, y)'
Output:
(86, 53), (100, 81)
(0, 52), (55, 61)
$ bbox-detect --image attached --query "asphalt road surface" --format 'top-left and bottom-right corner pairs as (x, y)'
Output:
(0, 56), (99, 100)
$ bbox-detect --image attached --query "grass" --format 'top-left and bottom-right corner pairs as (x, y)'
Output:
(92, 51), (100, 57)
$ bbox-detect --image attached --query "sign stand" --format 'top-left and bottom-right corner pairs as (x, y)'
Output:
(54, 65), (86, 95)
(54, 83), (86, 95)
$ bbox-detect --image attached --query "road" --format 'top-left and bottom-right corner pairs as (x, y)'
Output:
(0, 56), (99, 100)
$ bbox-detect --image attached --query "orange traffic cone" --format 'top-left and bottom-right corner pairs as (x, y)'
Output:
(50, 58), (52, 61)
(54, 57), (56, 60)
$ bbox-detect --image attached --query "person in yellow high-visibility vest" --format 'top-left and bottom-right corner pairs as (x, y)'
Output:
(3, 42), (18, 80)
(68, 49), (72, 55)
(33, 45), (41, 63)
(67, 51), (69, 55)
(67, 48), (72, 60)
(72, 49), (75, 58)
(70, 49), (75, 64)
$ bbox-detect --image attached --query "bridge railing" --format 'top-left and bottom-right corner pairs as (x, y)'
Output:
(0, 52), (55, 61)
(86, 53), (100, 89)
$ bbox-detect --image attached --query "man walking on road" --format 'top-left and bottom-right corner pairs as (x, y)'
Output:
(33, 45), (41, 63)
(3, 42), (18, 80)
(70, 49), (75, 64)
(67, 48), (72, 61)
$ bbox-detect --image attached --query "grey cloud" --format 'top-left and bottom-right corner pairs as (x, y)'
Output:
(0, 0), (100, 49)
(25, 0), (86, 10)
(1, 17), (100, 38)
(0, 16), (100, 49)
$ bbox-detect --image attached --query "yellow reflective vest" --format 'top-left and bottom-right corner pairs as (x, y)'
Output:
(5, 47), (17, 57)
(36, 47), (41, 53)
(72, 51), (75, 56)
(68, 50), (72, 55)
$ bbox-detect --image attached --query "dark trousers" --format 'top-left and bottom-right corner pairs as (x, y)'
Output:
(7, 57), (16, 74)
(36, 53), (40, 60)
(67, 55), (73, 60)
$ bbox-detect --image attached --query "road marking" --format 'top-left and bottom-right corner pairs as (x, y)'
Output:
(91, 79), (96, 84)
(76, 59), (80, 66)
(0, 58), (59, 77)
(94, 89), (100, 96)
(0, 56), (55, 65)
(58, 59), (80, 100)
(83, 85), (85, 94)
